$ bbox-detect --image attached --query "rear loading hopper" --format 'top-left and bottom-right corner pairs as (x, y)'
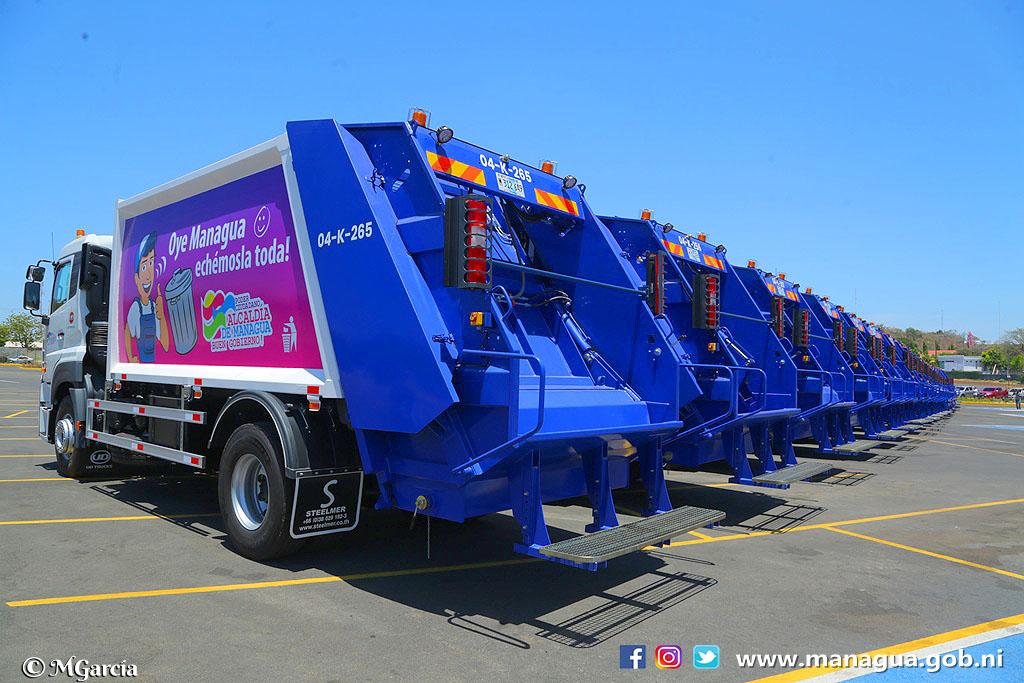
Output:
(735, 267), (856, 459)
(313, 118), (727, 568)
(597, 217), (811, 487)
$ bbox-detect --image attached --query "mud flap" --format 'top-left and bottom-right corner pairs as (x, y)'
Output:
(289, 470), (363, 539)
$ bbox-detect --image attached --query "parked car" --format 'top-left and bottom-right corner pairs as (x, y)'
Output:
(8, 355), (33, 364)
(978, 387), (1009, 399)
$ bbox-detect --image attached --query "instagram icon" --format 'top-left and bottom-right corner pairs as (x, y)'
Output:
(655, 645), (682, 670)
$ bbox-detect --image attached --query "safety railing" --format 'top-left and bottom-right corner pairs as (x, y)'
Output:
(667, 363), (768, 443)
(450, 348), (546, 476)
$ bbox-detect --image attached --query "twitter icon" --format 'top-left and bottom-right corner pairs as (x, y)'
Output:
(693, 645), (720, 670)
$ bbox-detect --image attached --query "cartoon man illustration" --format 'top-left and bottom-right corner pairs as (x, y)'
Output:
(124, 231), (169, 363)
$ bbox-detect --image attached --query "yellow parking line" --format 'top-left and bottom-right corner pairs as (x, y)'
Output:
(7, 496), (1024, 608)
(0, 477), (68, 483)
(660, 496), (1024, 548)
(752, 612), (1024, 681)
(3, 409), (30, 418)
(6, 558), (539, 607)
(0, 454), (50, 458)
(917, 438), (1024, 459)
(825, 526), (1024, 581)
(0, 513), (220, 527)
(0, 437), (40, 441)
(688, 529), (713, 540)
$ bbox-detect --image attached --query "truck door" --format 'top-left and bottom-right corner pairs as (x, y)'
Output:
(42, 254), (83, 391)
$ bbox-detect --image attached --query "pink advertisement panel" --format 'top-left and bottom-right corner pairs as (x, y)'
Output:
(118, 166), (322, 369)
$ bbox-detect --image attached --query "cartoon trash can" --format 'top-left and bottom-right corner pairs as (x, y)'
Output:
(165, 268), (198, 355)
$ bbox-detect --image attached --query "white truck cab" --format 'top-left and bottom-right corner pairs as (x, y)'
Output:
(25, 232), (113, 473)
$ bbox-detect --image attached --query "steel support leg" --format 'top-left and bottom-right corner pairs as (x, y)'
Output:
(751, 422), (777, 473)
(811, 415), (833, 453)
(640, 437), (672, 517)
(842, 410), (855, 443)
(727, 428), (755, 485)
(583, 443), (619, 533)
(511, 449), (551, 552)
(773, 422), (798, 467)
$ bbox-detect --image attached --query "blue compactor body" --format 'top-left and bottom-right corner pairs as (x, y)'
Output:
(286, 117), (733, 570)
(595, 217), (838, 488)
(734, 267), (858, 458)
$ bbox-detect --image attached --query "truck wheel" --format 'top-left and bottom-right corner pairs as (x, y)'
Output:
(218, 422), (304, 560)
(54, 395), (91, 478)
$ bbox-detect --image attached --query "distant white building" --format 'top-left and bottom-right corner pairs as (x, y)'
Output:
(938, 355), (983, 372)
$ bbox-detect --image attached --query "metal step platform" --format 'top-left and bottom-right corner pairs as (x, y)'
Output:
(752, 461), (834, 486)
(864, 429), (906, 441)
(538, 506), (725, 564)
(830, 439), (878, 454)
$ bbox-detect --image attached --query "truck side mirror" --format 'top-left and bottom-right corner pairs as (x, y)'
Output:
(26, 265), (45, 282)
(23, 281), (41, 311)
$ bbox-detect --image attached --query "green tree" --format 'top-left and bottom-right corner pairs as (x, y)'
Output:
(3, 313), (42, 349)
(1009, 354), (1024, 376)
(981, 348), (1008, 375)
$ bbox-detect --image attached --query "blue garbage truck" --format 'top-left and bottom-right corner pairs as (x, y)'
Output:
(22, 113), (727, 569)
(733, 267), (858, 458)
(595, 216), (833, 488)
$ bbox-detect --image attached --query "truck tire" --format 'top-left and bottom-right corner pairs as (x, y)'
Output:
(218, 422), (304, 560)
(54, 395), (91, 478)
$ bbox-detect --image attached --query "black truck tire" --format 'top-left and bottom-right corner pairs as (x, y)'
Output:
(54, 395), (93, 478)
(218, 422), (304, 560)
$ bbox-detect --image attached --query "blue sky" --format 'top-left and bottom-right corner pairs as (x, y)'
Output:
(2, 2), (1021, 340)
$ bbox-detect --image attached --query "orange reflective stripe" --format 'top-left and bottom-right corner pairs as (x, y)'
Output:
(426, 152), (487, 187)
(662, 240), (685, 257)
(534, 188), (579, 216)
(702, 254), (723, 270)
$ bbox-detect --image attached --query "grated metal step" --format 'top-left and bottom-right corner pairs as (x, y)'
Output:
(831, 439), (878, 454)
(538, 506), (725, 564)
(865, 429), (906, 440)
(752, 461), (833, 485)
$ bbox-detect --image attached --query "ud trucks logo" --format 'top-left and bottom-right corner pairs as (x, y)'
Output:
(89, 450), (112, 466)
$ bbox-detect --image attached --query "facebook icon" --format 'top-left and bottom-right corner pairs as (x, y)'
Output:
(619, 645), (646, 669)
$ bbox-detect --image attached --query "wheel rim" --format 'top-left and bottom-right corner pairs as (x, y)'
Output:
(230, 453), (269, 531)
(54, 415), (75, 459)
